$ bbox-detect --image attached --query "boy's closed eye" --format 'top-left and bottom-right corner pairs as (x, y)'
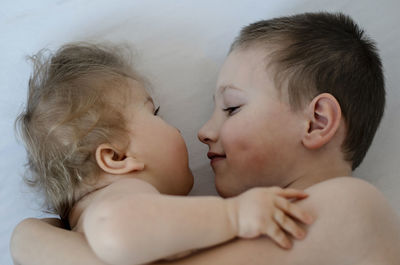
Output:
(223, 106), (240, 116)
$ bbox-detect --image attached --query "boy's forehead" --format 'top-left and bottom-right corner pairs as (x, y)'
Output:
(221, 48), (268, 77)
(215, 48), (275, 95)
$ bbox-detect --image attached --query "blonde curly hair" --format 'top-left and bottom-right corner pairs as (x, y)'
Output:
(16, 43), (145, 219)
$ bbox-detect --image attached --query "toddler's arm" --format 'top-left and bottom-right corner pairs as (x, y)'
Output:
(82, 179), (313, 265)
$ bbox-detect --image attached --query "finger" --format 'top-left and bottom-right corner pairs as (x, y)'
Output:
(273, 209), (306, 240)
(277, 188), (309, 199)
(264, 222), (292, 249)
(275, 197), (314, 224)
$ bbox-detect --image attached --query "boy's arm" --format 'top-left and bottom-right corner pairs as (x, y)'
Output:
(83, 179), (312, 265)
(152, 177), (400, 265)
(10, 218), (107, 265)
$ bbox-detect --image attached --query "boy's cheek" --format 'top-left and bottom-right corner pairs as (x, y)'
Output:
(223, 135), (267, 178)
(220, 121), (250, 147)
(221, 123), (264, 156)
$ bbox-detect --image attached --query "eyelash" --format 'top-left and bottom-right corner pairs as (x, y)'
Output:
(223, 106), (240, 116)
(154, 106), (160, 116)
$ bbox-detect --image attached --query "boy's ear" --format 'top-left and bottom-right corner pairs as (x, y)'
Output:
(95, 143), (145, 175)
(302, 93), (342, 149)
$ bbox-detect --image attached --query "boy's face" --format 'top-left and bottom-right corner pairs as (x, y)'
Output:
(198, 48), (305, 197)
(124, 80), (194, 195)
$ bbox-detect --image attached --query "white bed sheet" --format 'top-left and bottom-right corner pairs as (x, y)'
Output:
(1, 0), (399, 264)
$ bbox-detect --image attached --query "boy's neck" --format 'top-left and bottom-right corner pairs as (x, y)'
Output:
(285, 155), (352, 190)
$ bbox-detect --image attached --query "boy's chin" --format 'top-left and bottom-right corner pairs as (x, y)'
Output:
(215, 176), (245, 198)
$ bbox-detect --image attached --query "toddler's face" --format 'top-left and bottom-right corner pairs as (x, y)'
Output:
(124, 79), (194, 195)
(198, 48), (305, 197)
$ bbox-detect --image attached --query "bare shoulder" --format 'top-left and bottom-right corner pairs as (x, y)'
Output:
(298, 177), (400, 264)
(78, 178), (159, 231)
(302, 176), (399, 224)
(305, 176), (386, 200)
(155, 177), (400, 265)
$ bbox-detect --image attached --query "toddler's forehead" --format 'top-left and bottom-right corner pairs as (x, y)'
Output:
(116, 78), (160, 121)
(107, 77), (149, 105)
(126, 78), (148, 97)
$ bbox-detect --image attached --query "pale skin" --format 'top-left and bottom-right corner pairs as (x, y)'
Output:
(10, 47), (400, 265)
(10, 78), (314, 265)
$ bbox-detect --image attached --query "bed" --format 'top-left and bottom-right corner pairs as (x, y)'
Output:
(1, 0), (399, 264)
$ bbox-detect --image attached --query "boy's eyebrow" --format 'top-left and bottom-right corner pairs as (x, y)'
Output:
(214, 84), (242, 102)
(220, 84), (242, 93)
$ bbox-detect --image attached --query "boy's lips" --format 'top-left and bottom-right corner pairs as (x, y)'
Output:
(207, 152), (226, 165)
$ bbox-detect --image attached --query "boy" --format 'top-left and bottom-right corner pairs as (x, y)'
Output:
(11, 43), (313, 265)
(195, 11), (400, 264)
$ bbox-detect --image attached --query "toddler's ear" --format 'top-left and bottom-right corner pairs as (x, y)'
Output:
(302, 93), (342, 149)
(95, 143), (145, 175)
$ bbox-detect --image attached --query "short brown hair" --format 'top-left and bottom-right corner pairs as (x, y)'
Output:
(16, 43), (143, 218)
(231, 12), (385, 170)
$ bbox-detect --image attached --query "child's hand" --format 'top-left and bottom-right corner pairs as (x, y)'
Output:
(228, 187), (314, 249)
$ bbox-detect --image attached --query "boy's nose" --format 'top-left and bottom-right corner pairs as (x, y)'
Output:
(198, 120), (217, 144)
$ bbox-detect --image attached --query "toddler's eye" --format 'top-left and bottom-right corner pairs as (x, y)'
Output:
(154, 106), (160, 116)
(223, 106), (240, 116)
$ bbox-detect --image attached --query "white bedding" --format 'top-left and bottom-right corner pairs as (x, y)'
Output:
(1, 0), (399, 264)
